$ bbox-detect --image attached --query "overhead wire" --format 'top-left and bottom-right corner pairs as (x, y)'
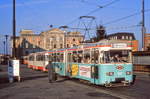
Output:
(65, 0), (121, 26)
(104, 9), (150, 25)
(67, 24), (140, 31)
(80, 0), (101, 7)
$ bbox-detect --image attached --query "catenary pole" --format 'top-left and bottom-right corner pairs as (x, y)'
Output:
(142, 0), (146, 51)
(13, 0), (16, 58)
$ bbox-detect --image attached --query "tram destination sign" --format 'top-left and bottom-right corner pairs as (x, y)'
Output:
(112, 43), (127, 48)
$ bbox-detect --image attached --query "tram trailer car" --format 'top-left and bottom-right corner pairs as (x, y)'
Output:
(28, 53), (49, 72)
(27, 40), (133, 87)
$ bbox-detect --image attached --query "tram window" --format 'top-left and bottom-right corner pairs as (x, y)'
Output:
(36, 55), (39, 61)
(53, 53), (57, 62)
(84, 49), (91, 63)
(72, 51), (78, 63)
(55, 53), (60, 62)
(60, 53), (64, 62)
(45, 55), (48, 61)
(77, 50), (83, 63)
(41, 55), (45, 61)
(49, 54), (52, 61)
(91, 49), (99, 64)
(67, 53), (72, 62)
(103, 50), (131, 63)
(39, 55), (42, 61)
(52, 53), (57, 62)
(35, 55), (37, 61)
(29, 56), (34, 61)
(51, 54), (54, 62)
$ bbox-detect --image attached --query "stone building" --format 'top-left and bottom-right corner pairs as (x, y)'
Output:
(15, 30), (43, 58)
(40, 28), (65, 50)
(144, 33), (150, 51)
(65, 31), (84, 48)
(13, 28), (84, 59)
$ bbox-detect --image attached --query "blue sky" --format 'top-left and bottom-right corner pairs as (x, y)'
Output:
(0, 0), (150, 54)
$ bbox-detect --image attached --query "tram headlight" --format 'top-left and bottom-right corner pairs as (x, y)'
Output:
(126, 71), (132, 75)
(106, 72), (114, 76)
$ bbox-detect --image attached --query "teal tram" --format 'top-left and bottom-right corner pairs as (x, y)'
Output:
(27, 40), (133, 87)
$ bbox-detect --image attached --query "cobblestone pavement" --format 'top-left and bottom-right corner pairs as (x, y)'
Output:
(0, 65), (150, 99)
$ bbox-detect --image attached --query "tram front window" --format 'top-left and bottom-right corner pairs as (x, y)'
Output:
(102, 50), (132, 63)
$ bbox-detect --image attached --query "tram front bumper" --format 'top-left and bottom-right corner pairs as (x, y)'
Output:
(104, 78), (131, 87)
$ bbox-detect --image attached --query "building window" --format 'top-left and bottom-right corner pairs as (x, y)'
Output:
(129, 36), (132, 40)
(38, 41), (40, 45)
(126, 36), (128, 40)
(116, 36), (117, 39)
(60, 44), (63, 48)
(25, 43), (28, 48)
(67, 44), (69, 48)
(122, 36), (124, 39)
(54, 44), (56, 48)
(73, 38), (75, 41)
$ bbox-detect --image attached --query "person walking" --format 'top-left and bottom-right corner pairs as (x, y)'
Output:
(47, 60), (57, 83)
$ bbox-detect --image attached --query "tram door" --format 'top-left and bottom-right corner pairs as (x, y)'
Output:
(66, 51), (72, 77)
(91, 48), (99, 83)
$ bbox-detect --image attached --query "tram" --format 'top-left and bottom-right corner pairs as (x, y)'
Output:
(27, 40), (133, 87)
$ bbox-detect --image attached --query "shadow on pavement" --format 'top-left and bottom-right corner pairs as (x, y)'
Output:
(21, 75), (48, 81)
(0, 77), (16, 89)
(55, 78), (69, 83)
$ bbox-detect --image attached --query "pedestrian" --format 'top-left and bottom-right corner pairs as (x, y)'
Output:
(47, 60), (57, 83)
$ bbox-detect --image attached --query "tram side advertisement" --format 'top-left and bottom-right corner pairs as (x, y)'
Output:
(79, 66), (91, 78)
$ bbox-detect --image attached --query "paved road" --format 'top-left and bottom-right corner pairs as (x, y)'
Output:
(0, 65), (150, 99)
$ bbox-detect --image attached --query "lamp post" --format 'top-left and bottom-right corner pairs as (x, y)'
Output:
(3, 41), (6, 55)
(5, 35), (8, 55)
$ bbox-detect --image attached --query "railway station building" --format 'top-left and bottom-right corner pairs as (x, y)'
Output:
(13, 28), (84, 59)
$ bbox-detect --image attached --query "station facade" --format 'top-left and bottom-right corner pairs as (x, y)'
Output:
(14, 28), (84, 59)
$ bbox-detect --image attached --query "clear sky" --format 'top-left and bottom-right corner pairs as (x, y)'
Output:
(0, 0), (150, 54)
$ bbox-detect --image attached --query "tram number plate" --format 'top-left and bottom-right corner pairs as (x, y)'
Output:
(117, 72), (123, 76)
